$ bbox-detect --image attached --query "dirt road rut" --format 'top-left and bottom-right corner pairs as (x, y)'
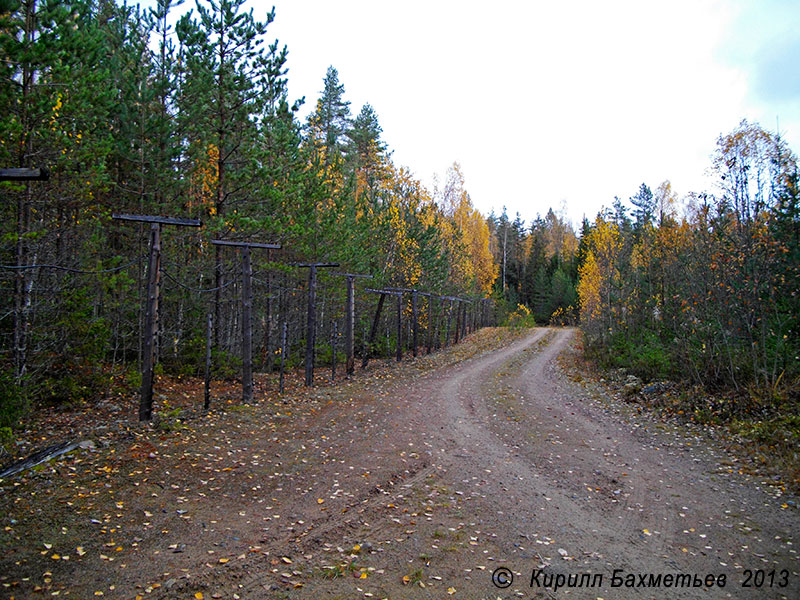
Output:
(168, 328), (798, 599)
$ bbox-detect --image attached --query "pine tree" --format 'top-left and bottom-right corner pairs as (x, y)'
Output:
(308, 65), (351, 164)
(630, 183), (655, 231)
(176, 0), (281, 346)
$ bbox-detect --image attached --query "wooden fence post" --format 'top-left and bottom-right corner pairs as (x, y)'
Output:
(345, 277), (354, 374)
(112, 213), (202, 422)
(364, 289), (403, 366)
(362, 290), (386, 368)
(279, 321), (288, 394)
(445, 298), (453, 347)
(331, 320), (337, 382)
(331, 272), (372, 376)
(454, 299), (462, 344)
(292, 263), (338, 387)
(396, 292), (402, 362)
(212, 240), (281, 402)
(141, 223), (161, 422)
(204, 312), (212, 410)
(411, 290), (419, 357)
(425, 293), (433, 354)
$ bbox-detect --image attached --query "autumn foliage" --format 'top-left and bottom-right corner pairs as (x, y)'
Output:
(578, 121), (799, 405)
(0, 3), (498, 422)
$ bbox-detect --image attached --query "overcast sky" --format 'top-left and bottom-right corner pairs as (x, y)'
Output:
(145, 0), (800, 227)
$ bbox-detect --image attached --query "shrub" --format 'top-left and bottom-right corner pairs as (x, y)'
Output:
(0, 370), (28, 429)
(506, 304), (536, 329)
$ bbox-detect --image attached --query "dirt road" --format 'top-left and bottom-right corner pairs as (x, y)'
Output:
(178, 327), (798, 599)
(3, 327), (797, 599)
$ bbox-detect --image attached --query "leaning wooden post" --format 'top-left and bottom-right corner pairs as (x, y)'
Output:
(112, 214), (202, 422)
(363, 289), (402, 366)
(292, 263), (338, 386)
(212, 240), (281, 402)
(331, 273), (372, 376)
(362, 290), (386, 368)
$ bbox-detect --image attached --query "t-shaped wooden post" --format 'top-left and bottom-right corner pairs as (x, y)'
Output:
(212, 240), (281, 404)
(292, 263), (338, 386)
(112, 214), (202, 421)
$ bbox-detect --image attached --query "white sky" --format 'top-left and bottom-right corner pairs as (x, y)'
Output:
(141, 0), (800, 227)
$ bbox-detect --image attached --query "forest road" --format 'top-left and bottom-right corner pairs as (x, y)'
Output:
(199, 328), (799, 599)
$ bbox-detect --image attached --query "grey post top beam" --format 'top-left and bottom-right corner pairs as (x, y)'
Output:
(211, 240), (281, 249)
(365, 288), (402, 296)
(112, 213), (202, 227)
(0, 167), (49, 181)
(330, 272), (373, 279)
(290, 262), (339, 268)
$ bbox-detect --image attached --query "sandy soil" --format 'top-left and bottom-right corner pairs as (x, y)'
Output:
(1, 327), (797, 599)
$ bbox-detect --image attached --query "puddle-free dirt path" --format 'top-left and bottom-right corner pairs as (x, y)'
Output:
(192, 327), (798, 599)
(2, 328), (797, 599)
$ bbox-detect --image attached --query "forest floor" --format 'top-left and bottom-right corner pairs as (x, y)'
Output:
(1, 327), (798, 599)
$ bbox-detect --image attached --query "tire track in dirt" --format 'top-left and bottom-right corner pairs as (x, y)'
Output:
(151, 327), (799, 599)
(428, 327), (799, 599)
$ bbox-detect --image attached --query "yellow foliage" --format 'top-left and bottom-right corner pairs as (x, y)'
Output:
(188, 144), (219, 215)
(577, 217), (621, 339)
(439, 164), (498, 295)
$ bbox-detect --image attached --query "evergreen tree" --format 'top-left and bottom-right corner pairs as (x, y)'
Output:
(308, 65), (351, 165)
(630, 182), (655, 231)
(176, 0), (282, 346)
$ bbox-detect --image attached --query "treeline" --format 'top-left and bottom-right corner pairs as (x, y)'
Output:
(486, 206), (579, 324)
(578, 120), (799, 401)
(0, 0), (496, 419)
